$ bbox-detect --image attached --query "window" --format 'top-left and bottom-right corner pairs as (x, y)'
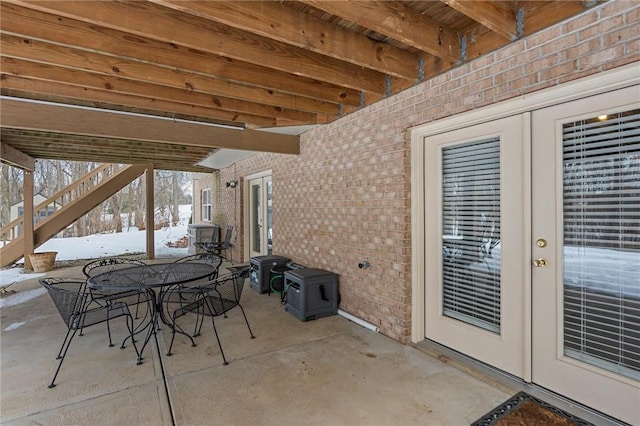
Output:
(202, 188), (212, 222)
(562, 108), (640, 379)
(441, 138), (502, 334)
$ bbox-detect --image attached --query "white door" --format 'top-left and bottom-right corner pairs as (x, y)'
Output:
(531, 87), (640, 425)
(248, 175), (272, 258)
(424, 114), (528, 378)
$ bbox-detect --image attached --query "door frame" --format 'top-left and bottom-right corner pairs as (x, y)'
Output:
(243, 170), (272, 260)
(410, 64), (639, 370)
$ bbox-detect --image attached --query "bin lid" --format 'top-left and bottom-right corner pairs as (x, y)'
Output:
(188, 224), (217, 229)
(250, 255), (290, 263)
(284, 268), (338, 279)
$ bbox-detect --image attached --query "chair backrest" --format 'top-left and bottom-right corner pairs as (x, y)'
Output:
(82, 258), (147, 278)
(39, 278), (88, 329)
(220, 226), (233, 249)
(211, 224), (221, 244)
(202, 266), (250, 314)
(173, 253), (223, 280)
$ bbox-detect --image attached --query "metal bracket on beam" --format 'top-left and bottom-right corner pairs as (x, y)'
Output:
(515, 7), (525, 40)
(359, 91), (366, 109)
(338, 104), (344, 117)
(418, 56), (425, 83)
(460, 36), (467, 63)
(385, 75), (392, 97)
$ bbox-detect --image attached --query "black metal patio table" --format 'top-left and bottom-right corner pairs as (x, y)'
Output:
(87, 262), (217, 364)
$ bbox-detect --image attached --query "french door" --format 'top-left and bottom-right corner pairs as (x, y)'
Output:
(423, 85), (639, 424)
(247, 174), (272, 258)
(531, 87), (639, 425)
(424, 115), (527, 379)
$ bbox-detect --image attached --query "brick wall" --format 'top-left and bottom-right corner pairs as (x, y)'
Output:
(205, 1), (639, 343)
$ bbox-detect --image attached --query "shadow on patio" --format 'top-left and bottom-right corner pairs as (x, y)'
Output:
(0, 261), (512, 425)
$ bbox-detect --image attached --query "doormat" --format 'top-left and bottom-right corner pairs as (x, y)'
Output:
(471, 391), (594, 426)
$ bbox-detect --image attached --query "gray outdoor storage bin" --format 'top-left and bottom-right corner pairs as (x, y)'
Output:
(249, 255), (290, 294)
(283, 268), (338, 321)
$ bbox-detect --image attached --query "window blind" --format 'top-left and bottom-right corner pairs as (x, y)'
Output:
(442, 138), (501, 334)
(562, 108), (640, 380)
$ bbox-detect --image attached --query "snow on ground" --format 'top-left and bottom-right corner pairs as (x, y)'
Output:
(0, 205), (192, 302)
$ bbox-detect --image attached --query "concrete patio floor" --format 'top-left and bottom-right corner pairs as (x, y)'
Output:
(1, 260), (516, 425)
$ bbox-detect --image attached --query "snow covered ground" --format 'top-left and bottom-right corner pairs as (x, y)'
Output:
(0, 205), (192, 308)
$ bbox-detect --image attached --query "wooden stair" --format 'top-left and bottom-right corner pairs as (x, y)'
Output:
(0, 163), (147, 267)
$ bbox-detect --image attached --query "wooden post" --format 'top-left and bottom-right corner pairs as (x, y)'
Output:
(145, 165), (155, 259)
(23, 170), (34, 269)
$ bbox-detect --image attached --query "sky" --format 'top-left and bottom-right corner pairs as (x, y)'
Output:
(0, 205), (191, 309)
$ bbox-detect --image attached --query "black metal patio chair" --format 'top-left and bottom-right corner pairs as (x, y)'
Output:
(165, 266), (254, 365)
(194, 224), (221, 253)
(39, 278), (139, 388)
(82, 258), (152, 345)
(194, 225), (233, 262)
(160, 253), (224, 336)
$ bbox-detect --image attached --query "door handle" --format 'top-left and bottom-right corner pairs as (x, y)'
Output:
(533, 258), (547, 267)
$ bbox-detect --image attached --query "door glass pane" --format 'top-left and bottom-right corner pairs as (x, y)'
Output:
(251, 183), (261, 252)
(442, 138), (501, 333)
(562, 108), (640, 380)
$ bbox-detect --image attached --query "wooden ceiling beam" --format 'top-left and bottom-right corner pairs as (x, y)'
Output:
(0, 142), (35, 170)
(151, 0), (421, 81)
(302, 0), (460, 63)
(0, 97), (301, 155)
(442, 0), (517, 41)
(6, 0), (389, 94)
(1, 57), (324, 124)
(2, 136), (212, 172)
(0, 3), (362, 107)
(0, 35), (344, 119)
(1, 78), (277, 129)
(3, 135), (210, 163)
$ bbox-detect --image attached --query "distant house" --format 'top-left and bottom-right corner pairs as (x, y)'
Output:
(9, 194), (62, 238)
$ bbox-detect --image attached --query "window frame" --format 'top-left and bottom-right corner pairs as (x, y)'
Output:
(201, 188), (212, 222)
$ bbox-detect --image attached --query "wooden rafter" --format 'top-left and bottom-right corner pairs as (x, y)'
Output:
(152, 0), (421, 81)
(0, 56), (329, 124)
(1, 77), (278, 128)
(5, 0), (389, 94)
(302, 0), (461, 63)
(0, 2), (362, 107)
(442, 0), (517, 41)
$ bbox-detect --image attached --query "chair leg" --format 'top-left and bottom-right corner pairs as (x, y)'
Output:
(238, 304), (256, 339)
(134, 293), (142, 319)
(167, 324), (177, 356)
(106, 311), (115, 347)
(194, 304), (206, 337)
(122, 297), (153, 348)
(48, 328), (79, 388)
(121, 312), (140, 359)
(55, 329), (74, 360)
(167, 312), (197, 356)
(209, 316), (228, 365)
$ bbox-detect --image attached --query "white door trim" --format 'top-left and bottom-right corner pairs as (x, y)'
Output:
(243, 170), (272, 260)
(411, 63), (640, 345)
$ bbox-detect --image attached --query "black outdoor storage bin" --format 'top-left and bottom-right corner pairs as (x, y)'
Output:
(249, 255), (290, 294)
(283, 268), (338, 321)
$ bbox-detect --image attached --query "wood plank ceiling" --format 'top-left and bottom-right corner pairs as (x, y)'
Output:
(0, 1), (595, 172)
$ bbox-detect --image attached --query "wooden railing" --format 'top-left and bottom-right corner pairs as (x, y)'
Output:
(1, 163), (123, 244)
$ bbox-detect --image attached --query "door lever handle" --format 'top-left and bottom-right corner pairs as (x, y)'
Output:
(533, 258), (547, 267)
